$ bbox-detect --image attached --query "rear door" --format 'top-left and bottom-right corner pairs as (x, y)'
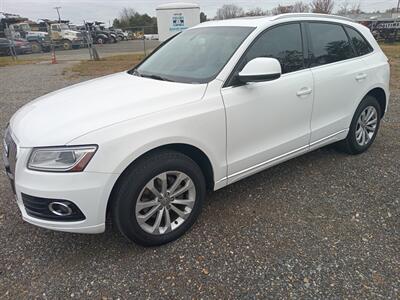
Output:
(307, 22), (370, 147)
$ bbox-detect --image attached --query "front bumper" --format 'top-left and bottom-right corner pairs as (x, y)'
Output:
(5, 143), (119, 234)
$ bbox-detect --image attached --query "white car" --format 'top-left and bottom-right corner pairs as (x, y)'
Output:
(3, 14), (390, 246)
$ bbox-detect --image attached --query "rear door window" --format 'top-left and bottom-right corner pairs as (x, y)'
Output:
(345, 27), (373, 56)
(308, 22), (355, 67)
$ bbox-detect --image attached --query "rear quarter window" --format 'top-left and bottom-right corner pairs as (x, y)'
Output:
(345, 27), (374, 56)
(309, 22), (355, 67)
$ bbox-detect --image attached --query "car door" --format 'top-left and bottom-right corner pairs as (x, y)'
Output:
(306, 22), (370, 148)
(221, 23), (314, 184)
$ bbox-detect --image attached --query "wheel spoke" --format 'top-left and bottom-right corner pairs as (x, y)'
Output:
(136, 200), (159, 211)
(137, 204), (160, 224)
(171, 198), (195, 208)
(366, 125), (375, 132)
(170, 180), (194, 198)
(360, 111), (367, 122)
(367, 119), (377, 126)
(360, 129), (366, 145)
(145, 180), (161, 199)
(365, 107), (373, 122)
(356, 129), (363, 141)
(364, 128), (370, 143)
(170, 204), (189, 219)
(151, 208), (164, 234)
(169, 173), (188, 194)
(159, 172), (168, 195)
(164, 208), (172, 233)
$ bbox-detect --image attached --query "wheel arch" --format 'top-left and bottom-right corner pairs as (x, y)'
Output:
(361, 87), (387, 118)
(106, 143), (215, 217)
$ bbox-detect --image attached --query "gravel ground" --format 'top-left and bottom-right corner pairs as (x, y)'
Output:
(0, 62), (399, 299)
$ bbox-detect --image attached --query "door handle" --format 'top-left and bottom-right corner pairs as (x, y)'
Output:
(296, 87), (313, 97)
(355, 73), (367, 81)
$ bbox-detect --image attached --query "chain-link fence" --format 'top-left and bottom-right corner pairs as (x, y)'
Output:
(0, 24), (160, 62)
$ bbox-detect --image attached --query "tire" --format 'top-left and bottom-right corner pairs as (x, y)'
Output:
(30, 41), (42, 53)
(112, 150), (206, 246)
(336, 95), (381, 155)
(62, 40), (72, 50)
(96, 37), (104, 44)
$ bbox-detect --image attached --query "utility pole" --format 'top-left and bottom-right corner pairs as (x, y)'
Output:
(397, 0), (400, 13)
(54, 6), (61, 23)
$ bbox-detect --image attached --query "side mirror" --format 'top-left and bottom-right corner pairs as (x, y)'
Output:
(238, 57), (282, 83)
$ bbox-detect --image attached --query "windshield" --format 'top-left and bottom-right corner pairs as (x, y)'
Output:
(60, 24), (69, 30)
(134, 26), (254, 84)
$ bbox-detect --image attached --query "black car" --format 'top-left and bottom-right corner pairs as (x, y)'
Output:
(0, 38), (32, 56)
(0, 38), (12, 55)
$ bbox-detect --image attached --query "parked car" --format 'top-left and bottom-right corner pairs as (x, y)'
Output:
(3, 14), (390, 246)
(0, 37), (12, 55)
(0, 38), (32, 55)
(115, 28), (129, 40)
(13, 38), (32, 54)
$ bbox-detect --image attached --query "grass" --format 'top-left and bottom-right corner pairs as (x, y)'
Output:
(380, 43), (400, 90)
(65, 54), (145, 77)
(0, 56), (47, 67)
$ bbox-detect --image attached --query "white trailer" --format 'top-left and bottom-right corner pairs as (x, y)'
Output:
(156, 2), (200, 41)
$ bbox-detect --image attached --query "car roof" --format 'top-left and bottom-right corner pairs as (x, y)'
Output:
(195, 13), (354, 29)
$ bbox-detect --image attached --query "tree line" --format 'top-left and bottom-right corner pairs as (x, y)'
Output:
(112, 1), (398, 29)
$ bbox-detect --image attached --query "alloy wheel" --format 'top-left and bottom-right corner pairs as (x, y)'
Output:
(355, 106), (378, 146)
(135, 171), (196, 235)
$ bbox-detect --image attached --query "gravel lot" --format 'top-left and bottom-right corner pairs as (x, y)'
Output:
(0, 60), (399, 299)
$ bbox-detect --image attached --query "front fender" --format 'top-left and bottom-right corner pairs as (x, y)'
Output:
(68, 97), (227, 188)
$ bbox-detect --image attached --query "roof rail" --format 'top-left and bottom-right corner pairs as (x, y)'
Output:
(273, 13), (354, 22)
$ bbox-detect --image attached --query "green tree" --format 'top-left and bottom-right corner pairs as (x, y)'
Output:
(200, 12), (207, 22)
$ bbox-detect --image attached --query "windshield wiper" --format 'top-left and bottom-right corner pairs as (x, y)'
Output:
(130, 69), (174, 82)
(140, 74), (173, 82)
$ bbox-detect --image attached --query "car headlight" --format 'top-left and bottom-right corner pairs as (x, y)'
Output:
(28, 145), (98, 172)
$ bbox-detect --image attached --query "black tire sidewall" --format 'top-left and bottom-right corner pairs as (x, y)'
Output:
(113, 151), (206, 246)
(347, 95), (381, 154)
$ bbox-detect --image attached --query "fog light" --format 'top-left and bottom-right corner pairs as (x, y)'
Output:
(48, 202), (73, 216)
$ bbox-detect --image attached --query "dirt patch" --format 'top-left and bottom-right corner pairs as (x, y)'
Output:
(64, 54), (144, 77)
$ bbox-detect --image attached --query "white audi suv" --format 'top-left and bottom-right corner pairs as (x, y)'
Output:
(3, 14), (390, 246)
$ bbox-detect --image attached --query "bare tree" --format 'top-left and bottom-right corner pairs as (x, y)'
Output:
(271, 5), (294, 15)
(216, 4), (244, 20)
(337, 1), (361, 15)
(246, 7), (266, 17)
(310, 0), (335, 14)
(293, 1), (310, 12)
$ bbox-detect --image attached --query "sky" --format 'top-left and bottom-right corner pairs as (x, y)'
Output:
(1, 0), (398, 25)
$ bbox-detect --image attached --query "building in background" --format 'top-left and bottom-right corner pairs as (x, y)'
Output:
(156, 2), (200, 41)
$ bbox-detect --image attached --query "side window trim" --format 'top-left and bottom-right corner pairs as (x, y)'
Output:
(343, 25), (374, 57)
(306, 20), (358, 68)
(223, 21), (305, 88)
(341, 24), (358, 57)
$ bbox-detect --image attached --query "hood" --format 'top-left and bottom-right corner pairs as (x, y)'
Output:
(10, 72), (207, 147)
(65, 30), (79, 35)
(27, 31), (48, 37)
